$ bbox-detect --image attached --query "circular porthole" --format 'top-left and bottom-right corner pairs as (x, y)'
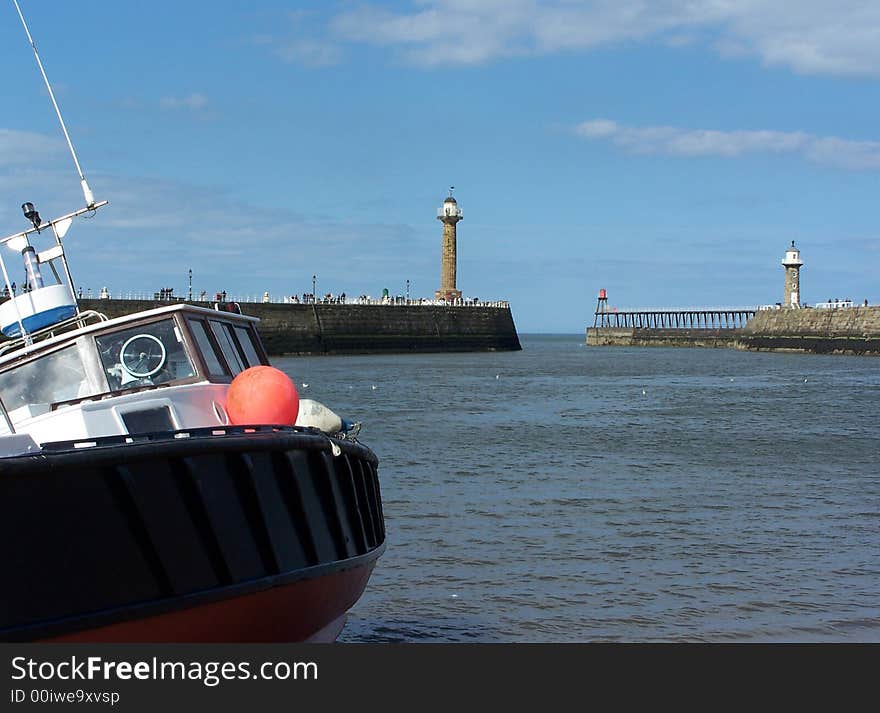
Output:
(120, 334), (167, 378)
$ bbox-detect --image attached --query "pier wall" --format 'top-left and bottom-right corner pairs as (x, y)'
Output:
(736, 306), (880, 355)
(79, 299), (522, 355)
(586, 306), (880, 355)
(586, 327), (742, 348)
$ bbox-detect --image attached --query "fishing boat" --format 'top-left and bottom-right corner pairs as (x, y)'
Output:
(0, 1), (385, 642)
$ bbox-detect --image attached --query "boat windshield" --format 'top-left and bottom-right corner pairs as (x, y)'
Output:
(0, 346), (90, 420)
(95, 318), (196, 391)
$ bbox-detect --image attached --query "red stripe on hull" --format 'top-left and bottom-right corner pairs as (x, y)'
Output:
(43, 563), (376, 643)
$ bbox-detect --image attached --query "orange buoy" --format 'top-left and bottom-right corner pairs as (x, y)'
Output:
(226, 366), (300, 426)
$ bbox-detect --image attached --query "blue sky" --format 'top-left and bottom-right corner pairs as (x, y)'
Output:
(2, 1), (880, 332)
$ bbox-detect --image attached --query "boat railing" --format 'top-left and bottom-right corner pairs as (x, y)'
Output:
(0, 309), (109, 356)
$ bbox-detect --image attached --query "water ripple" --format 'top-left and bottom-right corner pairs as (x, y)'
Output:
(276, 337), (880, 642)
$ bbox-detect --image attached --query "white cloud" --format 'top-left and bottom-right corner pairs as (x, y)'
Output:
(258, 10), (345, 67)
(159, 93), (208, 111)
(0, 129), (62, 166)
(0, 162), (421, 300)
(274, 39), (342, 67)
(318, 1), (880, 76)
(573, 118), (880, 170)
(329, 1), (545, 66)
(0, 122), (424, 297)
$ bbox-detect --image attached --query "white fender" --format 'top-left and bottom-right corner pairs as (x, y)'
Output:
(295, 398), (343, 434)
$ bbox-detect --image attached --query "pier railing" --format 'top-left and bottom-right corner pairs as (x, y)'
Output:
(82, 292), (510, 309)
(593, 308), (756, 329)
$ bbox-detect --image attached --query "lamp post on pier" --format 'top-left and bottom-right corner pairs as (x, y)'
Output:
(406, 279), (410, 303)
(188, 269), (192, 301)
(312, 274), (316, 302)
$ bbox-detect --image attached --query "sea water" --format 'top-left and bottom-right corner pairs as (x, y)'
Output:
(274, 335), (880, 642)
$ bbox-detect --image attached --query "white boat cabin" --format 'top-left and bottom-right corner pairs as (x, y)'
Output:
(0, 303), (268, 450)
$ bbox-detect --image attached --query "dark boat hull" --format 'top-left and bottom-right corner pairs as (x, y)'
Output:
(44, 561), (379, 643)
(0, 426), (385, 642)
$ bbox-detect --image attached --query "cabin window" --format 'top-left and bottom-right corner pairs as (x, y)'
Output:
(209, 320), (245, 374)
(95, 319), (195, 391)
(0, 346), (91, 420)
(189, 319), (227, 377)
(234, 326), (262, 366)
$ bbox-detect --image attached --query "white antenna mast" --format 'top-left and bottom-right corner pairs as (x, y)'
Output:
(12, 0), (96, 208)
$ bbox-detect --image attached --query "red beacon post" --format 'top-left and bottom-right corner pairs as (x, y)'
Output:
(594, 289), (610, 328)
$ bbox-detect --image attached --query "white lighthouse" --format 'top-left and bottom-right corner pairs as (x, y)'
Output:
(782, 241), (803, 308)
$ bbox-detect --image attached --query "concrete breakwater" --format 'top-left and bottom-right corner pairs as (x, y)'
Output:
(79, 298), (522, 355)
(587, 306), (880, 355)
(586, 327), (743, 349)
(736, 306), (880, 355)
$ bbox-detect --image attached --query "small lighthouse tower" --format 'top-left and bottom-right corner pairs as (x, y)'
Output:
(435, 188), (463, 301)
(782, 240), (803, 308)
(593, 289), (609, 327)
